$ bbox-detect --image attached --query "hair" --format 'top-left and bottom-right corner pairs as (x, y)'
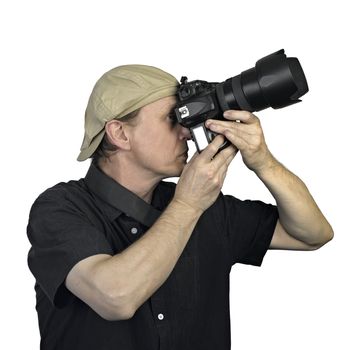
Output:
(91, 108), (141, 166)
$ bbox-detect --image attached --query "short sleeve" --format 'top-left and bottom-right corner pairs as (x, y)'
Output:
(222, 194), (279, 266)
(27, 189), (113, 308)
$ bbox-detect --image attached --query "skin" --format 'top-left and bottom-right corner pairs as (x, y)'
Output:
(65, 95), (333, 321)
(101, 96), (333, 250)
(205, 110), (334, 249)
(100, 96), (191, 204)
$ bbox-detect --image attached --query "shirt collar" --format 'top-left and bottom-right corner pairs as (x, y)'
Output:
(84, 164), (162, 227)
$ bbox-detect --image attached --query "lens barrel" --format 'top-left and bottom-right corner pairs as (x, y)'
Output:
(216, 49), (309, 113)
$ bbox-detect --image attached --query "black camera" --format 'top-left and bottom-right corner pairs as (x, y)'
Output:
(174, 49), (309, 152)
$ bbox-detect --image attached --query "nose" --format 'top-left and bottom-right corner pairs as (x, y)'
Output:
(178, 124), (192, 140)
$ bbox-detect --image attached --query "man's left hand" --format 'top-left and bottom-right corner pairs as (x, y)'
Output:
(205, 110), (276, 173)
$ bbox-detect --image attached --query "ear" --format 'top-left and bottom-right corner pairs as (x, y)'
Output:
(105, 120), (131, 151)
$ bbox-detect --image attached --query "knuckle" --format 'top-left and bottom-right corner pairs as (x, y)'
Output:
(223, 148), (234, 159)
(206, 168), (215, 180)
(211, 177), (220, 187)
(241, 111), (252, 120)
(208, 142), (218, 153)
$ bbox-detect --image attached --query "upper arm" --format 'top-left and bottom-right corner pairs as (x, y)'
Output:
(269, 220), (321, 251)
(27, 190), (115, 309)
(65, 253), (133, 321)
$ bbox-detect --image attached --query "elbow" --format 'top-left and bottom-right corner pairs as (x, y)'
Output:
(100, 307), (135, 322)
(309, 225), (334, 250)
(94, 259), (137, 321)
(326, 225), (335, 243)
(100, 305), (135, 322)
(320, 225), (334, 247)
(100, 288), (136, 321)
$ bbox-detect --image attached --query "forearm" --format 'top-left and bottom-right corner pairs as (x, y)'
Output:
(102, 199), (202, 315)
(206, 109), (333, 247)
(255, 155), (333, 246)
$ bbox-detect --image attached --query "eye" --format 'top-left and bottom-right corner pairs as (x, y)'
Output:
(168, 113), (177, 126)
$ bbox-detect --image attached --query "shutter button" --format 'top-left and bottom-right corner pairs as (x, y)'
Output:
(158, 313), (164, 320)
(131, 227), (138, 234)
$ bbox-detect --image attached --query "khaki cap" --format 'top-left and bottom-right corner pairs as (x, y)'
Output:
(77, 64), (179, 161)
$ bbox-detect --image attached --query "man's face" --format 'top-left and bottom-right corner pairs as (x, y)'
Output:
(126, 96), (191, 179)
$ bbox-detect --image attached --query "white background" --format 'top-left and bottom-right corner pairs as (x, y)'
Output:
(1, 0), (339, 349)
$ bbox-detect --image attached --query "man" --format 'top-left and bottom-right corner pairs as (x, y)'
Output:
(27, 65), (333, 349)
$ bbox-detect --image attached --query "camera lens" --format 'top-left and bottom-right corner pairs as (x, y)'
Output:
(216, 49), (309, 113)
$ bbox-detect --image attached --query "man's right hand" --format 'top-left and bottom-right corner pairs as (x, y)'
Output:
(174, 135), (238, 213)
(65, 136), (238, 322)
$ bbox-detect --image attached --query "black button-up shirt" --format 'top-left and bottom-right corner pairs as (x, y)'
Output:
(27, 164), (278, 350)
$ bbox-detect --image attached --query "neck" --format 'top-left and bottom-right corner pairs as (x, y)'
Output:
(97, 156), (162, 204)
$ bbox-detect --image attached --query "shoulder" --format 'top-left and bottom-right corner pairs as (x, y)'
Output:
(29, 178), (90, 216)
(34, 178), (86, 200)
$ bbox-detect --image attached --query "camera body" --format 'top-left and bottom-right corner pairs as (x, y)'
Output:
(175, 77), (226, 152)
(174, 49), (309, 153)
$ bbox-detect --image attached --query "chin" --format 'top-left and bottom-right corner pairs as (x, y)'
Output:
(161, 163), (185, 179)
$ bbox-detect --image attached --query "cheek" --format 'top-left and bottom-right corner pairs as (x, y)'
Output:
(131, 123), (178, 162)
(131, 128), (160, 160)
(140, 127), (174, 150)
(131, 125), (154, 147)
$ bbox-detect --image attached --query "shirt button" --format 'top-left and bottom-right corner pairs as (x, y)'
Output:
(158, 313), (164, 320)
(131, 227), (138, 234)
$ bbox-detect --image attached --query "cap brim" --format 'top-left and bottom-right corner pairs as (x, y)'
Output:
(77, 129), (105, 161)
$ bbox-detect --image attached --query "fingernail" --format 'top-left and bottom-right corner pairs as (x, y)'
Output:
(223, 110), (231, 117)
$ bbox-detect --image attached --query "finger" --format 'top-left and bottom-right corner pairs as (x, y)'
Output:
(223, 129), (249, 150)
(206, 121), (254, 137)
(199, 134), (226, 162)
(216, 146), (239, 177)
(212, 144), (238, 169)
(223, 110), (258, 124)
(206, 121), (251, 150)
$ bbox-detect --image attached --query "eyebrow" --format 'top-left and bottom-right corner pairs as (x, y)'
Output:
(163, 109), (175, 118)
(160, 100), (177, 117)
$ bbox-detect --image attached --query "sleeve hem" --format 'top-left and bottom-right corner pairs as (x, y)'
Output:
(240, 208), (278, 267)
(50, 247), (113, 308)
